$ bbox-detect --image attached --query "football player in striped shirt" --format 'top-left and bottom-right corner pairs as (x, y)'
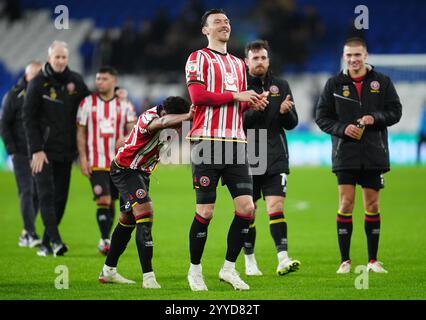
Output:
(185, 8), (269, 291)
(98, 96), (193, 288)
(77, 66), (137, 255)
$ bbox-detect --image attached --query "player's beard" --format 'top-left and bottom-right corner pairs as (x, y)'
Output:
(252, 66), (266, 77)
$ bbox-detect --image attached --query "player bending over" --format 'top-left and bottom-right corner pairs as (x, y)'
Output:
(98, 96), (193, 288)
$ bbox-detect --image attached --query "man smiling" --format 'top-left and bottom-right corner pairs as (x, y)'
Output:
(315, 37), (402, 274)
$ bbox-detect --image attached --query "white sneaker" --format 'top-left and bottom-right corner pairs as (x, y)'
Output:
(99, 268), (136, 284)
(219, 267), (250, 291)
(142, 272), (161, 289)
(336, 260), (351, 274)
(188, 269), (208, 291)
(245, 254), (263, 276)
(276, 258), (301, 276)
(28, 235), (42, 248)
(18, 231), (29, 247)
(366, 261), (388, 273)
(245, 263), (263, 276)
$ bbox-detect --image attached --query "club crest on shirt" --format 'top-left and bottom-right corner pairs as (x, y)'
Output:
(67, 82), (76, 94)
(342, 85), (350, 97)
(269, 85), (279, 94)
(224, 72), (238, 92)
(370, 81), (380, 93)
(50, 87), (57, 100)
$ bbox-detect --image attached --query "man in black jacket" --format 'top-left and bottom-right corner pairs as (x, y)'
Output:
(315, 37), (402, 274)
(243, 40), (301, 276)
(23, 40), (90, 257)
(1, 61), (42, 248)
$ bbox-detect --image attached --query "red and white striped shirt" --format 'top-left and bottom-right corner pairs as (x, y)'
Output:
(185, 48), (247, 142)
(115, 106), (166, 173)
(77, 94), (137, 169)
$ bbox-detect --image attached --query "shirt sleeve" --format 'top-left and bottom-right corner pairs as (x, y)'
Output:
(76, 97), (90, 126)
(139, 111), (159, 134)
(188, 83), (234, 107)
(186, 51), (207, 86)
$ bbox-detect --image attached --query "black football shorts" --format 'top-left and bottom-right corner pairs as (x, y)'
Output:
(253, 172), (287, 202)
(335, 169), (384, 191)
(110, 160), (151, 212)
(90, 170), (119, 200)
(191, 140), (253, 204)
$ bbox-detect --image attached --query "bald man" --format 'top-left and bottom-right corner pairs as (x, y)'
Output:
(23, 40), (90, 257)
(1, 61), (42, 248)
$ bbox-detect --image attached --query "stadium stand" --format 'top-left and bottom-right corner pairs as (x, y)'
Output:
(0, 0), (425, 135)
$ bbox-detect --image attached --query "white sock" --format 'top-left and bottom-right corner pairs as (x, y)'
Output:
(189, 263), (202, 273)
(103, 264), (116, 274)
(278, 251), (289, 262)
(143, 271), (155, 280)
(245, 253), (256, 264)
(223, 260), (235, 270)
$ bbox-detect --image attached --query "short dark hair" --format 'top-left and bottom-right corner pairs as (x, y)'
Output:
(201, 8), (226, 27)
(163, 96), (190, 115)
(344, 37), (368, 50)
(97, 66), (118, 77)
(245, 39), (270, 57)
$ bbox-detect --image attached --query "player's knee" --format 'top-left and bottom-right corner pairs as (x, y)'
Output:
(245, 201), (256, 215)
(237, 202), (255, 217)
(132, 202), (153, 215)
(267, 201), (283, 214)
(340, 198), (354, 213)
(196, 204), (214, 219)
(365, 201), (379, 213)
(96, 196), (112, 206)
(133, 204), (153, 225)
(119, 212), (135, 226)
(197, 208), (213, 220)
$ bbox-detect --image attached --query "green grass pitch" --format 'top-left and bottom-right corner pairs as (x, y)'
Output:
(0, 165), (425, 300)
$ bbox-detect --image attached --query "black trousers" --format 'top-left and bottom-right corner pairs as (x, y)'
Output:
(12, 154), (38, 234)
(34, 160), (72, 246)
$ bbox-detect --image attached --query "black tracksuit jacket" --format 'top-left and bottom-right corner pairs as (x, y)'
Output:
(0, 78), (30, 156)
(23, 63), (90, 162)
(315, 65), (402, 172)
(244, 71), (298, 175)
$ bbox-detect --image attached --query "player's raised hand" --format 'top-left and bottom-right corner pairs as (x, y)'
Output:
(280, 95), (294, 114)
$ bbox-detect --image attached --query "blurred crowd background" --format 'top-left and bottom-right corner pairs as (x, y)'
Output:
(1, 0), (426, 166)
